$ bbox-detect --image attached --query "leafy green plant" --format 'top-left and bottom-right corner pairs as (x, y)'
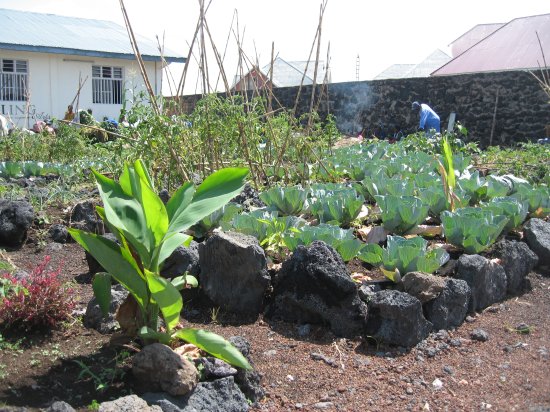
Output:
(358, 235), (449, 282)
(441, 207), (508, 254)
(282, 223), (364, 262)
(257, 216), (306, 256)
(484, 197), (528, 232)
(512, 183), (550, 217)
(418, 184), (470, 217)
(259, 186), (308, 216)
(190, 202), (242, 238)
(437, 135), (458, 211)
(374, 195), (430, 235)
(361, 172), (416, 199)
(457, 169), (487, 204)
(230, 209), (279, 241)
(476, 143), (550, 185)
(69, 160), (251, 370)
(310, 191), (364, 227)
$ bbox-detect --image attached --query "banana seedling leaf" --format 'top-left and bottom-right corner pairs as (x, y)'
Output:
(174, 328), (252, 370)
(68, 228), (147, 309)
(168, 168), (249, 234)
(156, 232), (193, 269)
(171, 274), (198, 290)
(133, 159), (155, 190)
(92, 272), (112, 317)
(138, 327), (171, 345)
(122, 162), (169, 249)
(166, 182), (195, 221)
(145, 271), (182, 332)
(92, 170), (153, 267)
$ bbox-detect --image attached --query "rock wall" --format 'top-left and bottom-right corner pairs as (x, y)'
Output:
(176, 70), (550, 146)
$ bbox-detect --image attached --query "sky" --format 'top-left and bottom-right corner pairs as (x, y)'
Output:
(1, 0), (549, 95)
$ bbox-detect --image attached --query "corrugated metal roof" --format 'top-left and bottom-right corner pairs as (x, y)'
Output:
(406, 49), (451, 78)
(448, 23), (504, 57)
(373, 50), (450, 80)
(0, 8), (185, 63)
(261, 57), (329, 87)
(373, 64), (415, 80)
(433, 13), (550, 76)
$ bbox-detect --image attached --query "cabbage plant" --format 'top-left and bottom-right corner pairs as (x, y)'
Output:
(259, 186), (307, 216)
(358, 235), (450, 282)
(375, 195), (430, 234)
(512, 183), (550, 217)
(441, 207), (508, 254)
(418, 185), (470, 216)
(191, 202), (241, 238)
(310, 192), (364, 227)
(484, 197), (528, 232)
(283, 223), (364, 262)
(230, 209), (278, 241)
(69, 160), (251, 369)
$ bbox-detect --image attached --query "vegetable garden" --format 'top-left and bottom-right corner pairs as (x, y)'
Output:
(0, 94), (549, 411)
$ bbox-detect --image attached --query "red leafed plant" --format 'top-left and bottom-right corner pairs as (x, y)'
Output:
(0, 256), (76, 330)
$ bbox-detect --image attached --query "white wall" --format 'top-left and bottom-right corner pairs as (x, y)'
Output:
(0, 49), (161, 128)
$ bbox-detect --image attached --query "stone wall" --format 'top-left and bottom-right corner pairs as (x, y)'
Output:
(177, 70), (550, 146)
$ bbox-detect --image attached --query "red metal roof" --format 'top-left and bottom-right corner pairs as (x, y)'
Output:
(448, 23), (504, 57)
(432, 13), (550, 76)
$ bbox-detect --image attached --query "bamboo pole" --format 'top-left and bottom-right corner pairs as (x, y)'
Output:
(307, 1), (327, 130)
(119, 0), (189, 181)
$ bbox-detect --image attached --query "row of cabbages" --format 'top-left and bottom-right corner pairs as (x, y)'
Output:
(191, 141), (549, 282)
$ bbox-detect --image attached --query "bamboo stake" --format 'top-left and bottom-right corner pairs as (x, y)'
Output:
(215, 9), (238, 91)
(267, 42), (275, 115)
(119, 0), (189, 181)
(119, 0), (159, 113)
(489, 87), (500, 147)
(176, 18), (201, 99)
(307, 1), (327, 130)
(292, 1), (327, 117)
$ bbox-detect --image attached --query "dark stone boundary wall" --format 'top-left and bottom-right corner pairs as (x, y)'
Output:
(176, 70), (549, 146)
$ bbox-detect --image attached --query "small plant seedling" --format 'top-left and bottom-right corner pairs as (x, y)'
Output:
(88, 400), (100, 410)
(506, 323), (533, 335)
(0, 333), (24, 353)
(0, 364), (7, 380)
(210, 307), (221, 324)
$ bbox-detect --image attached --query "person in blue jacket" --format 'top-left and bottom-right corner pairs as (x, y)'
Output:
(412, 101), (440, 135)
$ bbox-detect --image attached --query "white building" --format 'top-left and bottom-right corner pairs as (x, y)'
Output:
(0, 8), (184, 128)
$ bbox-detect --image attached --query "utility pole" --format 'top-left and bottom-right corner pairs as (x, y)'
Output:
(356, 54), (360, 81)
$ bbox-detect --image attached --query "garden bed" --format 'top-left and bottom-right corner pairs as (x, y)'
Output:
(0, 240), (549, 411)
(1, 105), (550, 411)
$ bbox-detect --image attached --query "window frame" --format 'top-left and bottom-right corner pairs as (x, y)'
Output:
(0, 58), (29, 102)
(92, 65), (123, 105)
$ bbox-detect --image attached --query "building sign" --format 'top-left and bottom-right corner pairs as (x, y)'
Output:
(0, 102), (50, 126)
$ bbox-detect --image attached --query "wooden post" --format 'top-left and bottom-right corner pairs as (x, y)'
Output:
(489, 88), (500, 147)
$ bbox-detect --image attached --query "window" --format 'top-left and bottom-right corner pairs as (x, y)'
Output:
(0, 59), (28, 101)
(92, 66), (123, 104)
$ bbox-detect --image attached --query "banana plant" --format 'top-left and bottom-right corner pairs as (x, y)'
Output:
(358, 235), (449, 282)
(69, 160), (251, 370)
